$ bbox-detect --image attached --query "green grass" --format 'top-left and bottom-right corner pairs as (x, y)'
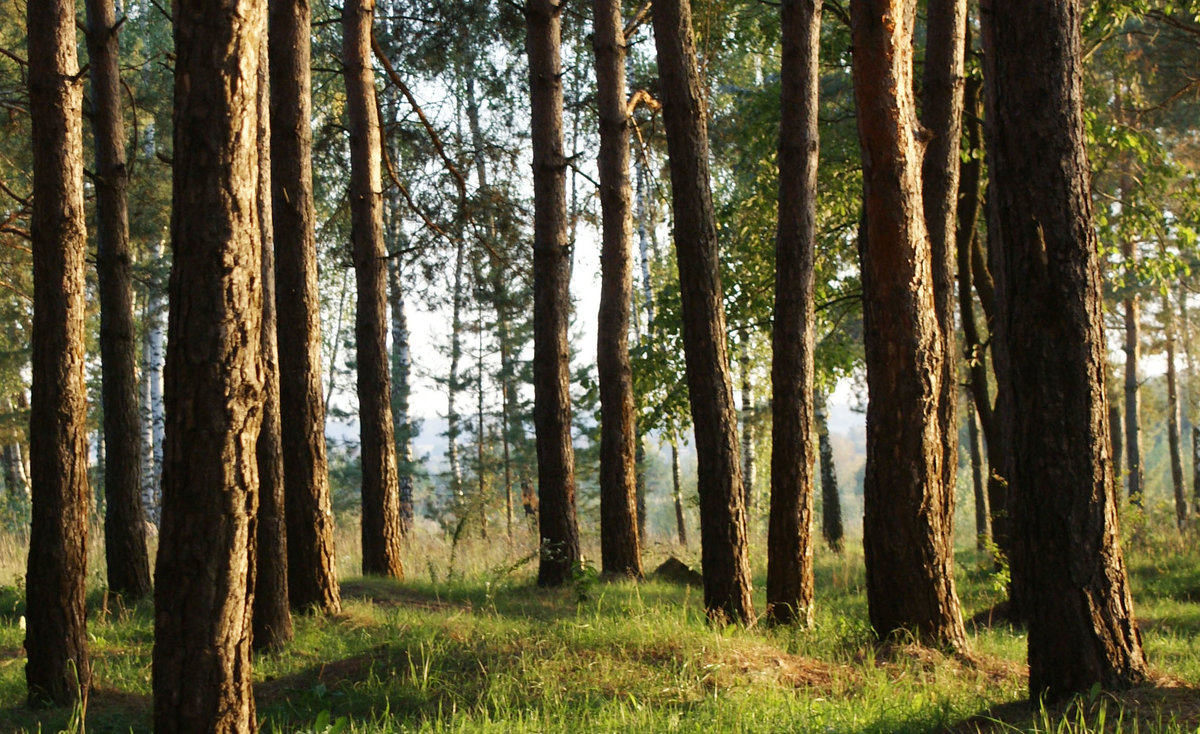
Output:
(0, 523), (1197, 733)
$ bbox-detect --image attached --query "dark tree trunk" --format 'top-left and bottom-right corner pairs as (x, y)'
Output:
(153, 1), (266, 728)
(593, 0), (642, 579)
(253, 29), (293, 652)
(981, 0), (1148, 700)
(1110, 401), (1124, 494)
(344, 0), (404, 579)
(767, 0), (820, 627)
(920, 0), (966, 513)
(653, 0), (754, 623)
(526, 0), (581, 587)
(271, 0), (341, 614)
(85, 0), (152, 602)
(851, 0), (967, 650)
(1123, 265), (1143, 506)
(25, 0), (92, 706)
(740, 350), (755, 513)
(815, 391), (843, 553)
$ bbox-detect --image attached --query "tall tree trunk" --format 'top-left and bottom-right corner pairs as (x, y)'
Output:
(2, 440), (28, 502)
(851, 0), (967, 650)
(1193, 425), (1200, 518)
(767, 0), (820, 627)
(967, 399), (989, 552)
(653, 0), (754, 623)
(1123, 255), (1143, 506)
(344, 0), (404, 579)
(447, 236), (466, 506)
(981, 0), (1148, 700)
(153, 1), (266, 727)
(920, 0), (966, 524)
(527, 0), (581, 586)
(84, 0), (152, 601)
(815, 390), (843, 553)
(25, 0), (92, 706)
(253, 30), (293, 652)
(593, 0), (642, 579)
(1164, 288), (1187, 530)
(141, 241), (167, 526)
(271, 0), (341, 614)
(672, 435), (687, 547)
(634, 160), (655, 540)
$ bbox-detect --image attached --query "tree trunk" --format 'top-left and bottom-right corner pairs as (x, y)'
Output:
(141, 241), (166, 526)
(851, 0), (967, 650)
(740, 350), (756, 513)
(85, 0), (152, 601)
(593, 0), (642, 579)
(2, 440), (28, 502)
(653, 0), (754, 623)
(634, 159), (655, 540)
(767, 0), (820, 627)
(1193, 426), (1200, 518)
(920, 0), (966, 519)
(671, 435), (687, 547)
(526, 0), (581, 587)
(153, 1), (266, 728)
(271, 0), (341, 614)
(253, 30), (293, 652)
(25, 0), (92, 706)
(344, 0), (404, 579)
(981, 0), (1148, 700)
(1164, 288), (1187, 530)
(815, 390), (843, 553)
(967, 399), (990, 552)
(387, 252), (415, 533)
(1123, 263), (1143, 506)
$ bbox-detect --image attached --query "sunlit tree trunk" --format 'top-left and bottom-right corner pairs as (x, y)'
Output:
(653, 0), (753, 622)
(153, 1), (266, 727)
(25, 0), (92, 705)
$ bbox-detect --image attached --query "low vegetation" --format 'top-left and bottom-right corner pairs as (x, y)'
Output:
(0, 513), (1197, 733)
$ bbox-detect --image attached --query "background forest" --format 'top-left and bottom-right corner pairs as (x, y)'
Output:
(0, 0), (1199, 731)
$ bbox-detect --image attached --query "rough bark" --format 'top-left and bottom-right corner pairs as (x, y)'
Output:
(526, 0), (582, 587)
(851, 0), (967, 650)
(653, 0), (754, 623)
(271, 0), (341, 613)
(25, 0), (92, 706)
(344, 0), (405, 579)
(920, 0), (967, 514)
(85, 0), (152, 601)
(815, 390), (843, 553)
(593, 0), (642, 579)
(767, 0), (820, 627)
(153, 1), (266, 728)
(981, 0), (1148, 700)
(253, 29), (293, 652)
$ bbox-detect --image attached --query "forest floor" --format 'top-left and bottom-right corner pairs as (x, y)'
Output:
(0, 512), (1198, 733)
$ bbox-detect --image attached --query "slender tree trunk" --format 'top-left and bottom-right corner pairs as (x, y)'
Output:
(1179, 279), (1196, 417)
(852, 0), (966, 650)
(447, 241), (465, 506)
(344, 0), (404, 579)
(1123, 261), (1143, 506)
(387, 253), (415, 533)
(634, 159), (655, 540)
(967, 400), (989, 552)
(739, 350), (756, 513)
(253, 31), (293, 652)
(920, 0), (966, 521)
(1164, 288), (1187, 530)
(526, 0), (581, 587)
(653, 0), (754, 623)
(672, 435), (687, 547)
(2, 441), (28, 502)
(767, 0), (820, 627)
(593, 0), (642, 578)
(815, 390), (843, 553)
(85, 0), (152, 601)
(25, 0), (92, 706)
(153, 1), (266, 727)
(141, 242), (167, 526)
(1193, 425), (1200, 518)
(271, 0), (341, 613)
(981, 0), (1148, 700)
